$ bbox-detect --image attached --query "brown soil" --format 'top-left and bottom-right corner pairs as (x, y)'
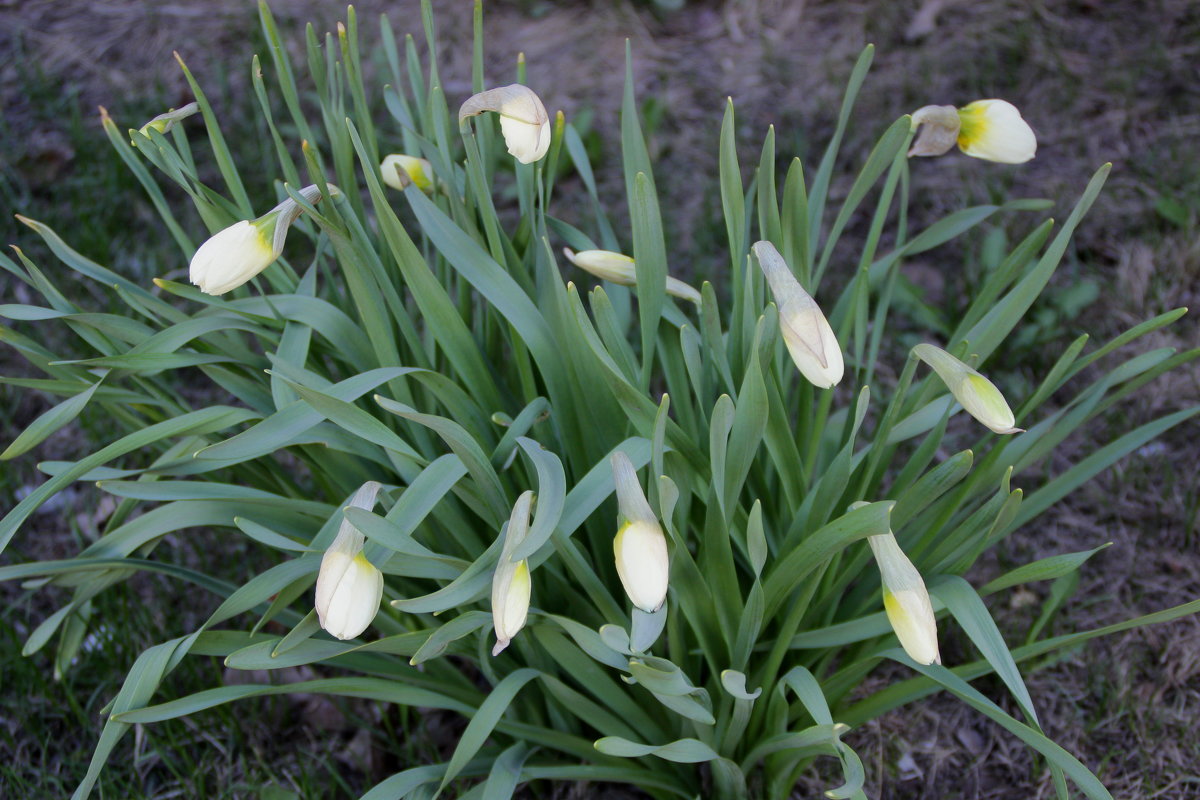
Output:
(1, 1), (1198, 798)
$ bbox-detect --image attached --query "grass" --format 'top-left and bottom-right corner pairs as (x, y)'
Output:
(1, 1), (1198, 797)
(0, 527), (385, 798)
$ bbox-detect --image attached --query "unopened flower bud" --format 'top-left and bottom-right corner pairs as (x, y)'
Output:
(315, 482), (385, 641)
(956, 100), (1036, 164)
(563, 248), (702, 304)
(913, 344), (1022, 434)
(909, 100), (1036, 164)
(189, 184), (334, 296)
(133, 102), (199, 142)
(492, 491), (534, 655)
(611, 452), (669, 613)
(381, 154), (434, 193)
(855, 507), (939, 666)
(752, 241), (843, 388)
(459, 84), (551, 164)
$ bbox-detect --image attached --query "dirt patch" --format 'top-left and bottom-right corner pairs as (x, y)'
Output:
(2, 1), (1198, 798)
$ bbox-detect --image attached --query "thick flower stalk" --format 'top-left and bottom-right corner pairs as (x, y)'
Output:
(913, 344), (1022, 434)
(188, 184), (333, 295)
(315, 482), (385, 641)
(459, 83), (551, 163)
(909, 99), (1036, 164)
(562, 247), (702, 304)
(491, 491), (534, 656)
(610, 452), (669, 613)
(857, 504), (940, 666)
(380, 153), (434, 193)
(752, 240), (843, 388)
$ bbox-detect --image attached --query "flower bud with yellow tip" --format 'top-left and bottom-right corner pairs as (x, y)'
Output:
(752, 241), (843, 389)
(610, 451), (669, 613)
(315, 482), (385, 641)
(852, 501), (940, 666)
(380, 154), (434, 193)
(188, 183), (334, 296)
(913, 344), (1022, 435)
(491, 491), (534, 656)
(459, 83), (551, 164)
(956, 100), (1037, 164)
(910, 100), (1036, 164)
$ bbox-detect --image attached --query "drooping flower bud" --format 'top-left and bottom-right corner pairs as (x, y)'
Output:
(188, 184), (333, 296)
(610, 452), (669, 613)
(752, 241), (843, 389)
(909, 100), (1036, 164)
(380, 153), (434, 193)
(315, 482), (385, 641)
(133, 102), (199, 141)
(869, 532), (941, 665)
(562, 248), (702, 305)
(913, 344), (1022, 434)
(854, 503), (939, 666)
(459, 83), (551, 164)
(492, 491), (534, 656)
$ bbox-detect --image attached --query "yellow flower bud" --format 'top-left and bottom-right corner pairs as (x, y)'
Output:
(611, 452), (669, 613)
(315, 482), (385, 641)
(752, 241), (843, 389)
(380, 154), (434, 193)
(913, 344), (1022, 435)
(459, 84), (551, 164)
(562, 248), (702, 304)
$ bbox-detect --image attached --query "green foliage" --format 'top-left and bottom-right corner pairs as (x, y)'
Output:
(2, 2), (1197, 798)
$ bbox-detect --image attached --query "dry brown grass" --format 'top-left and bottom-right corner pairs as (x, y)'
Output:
(2, 1), (1199, 797)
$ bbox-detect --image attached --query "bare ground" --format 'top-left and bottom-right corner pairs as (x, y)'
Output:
(1, 0), (1199, 797)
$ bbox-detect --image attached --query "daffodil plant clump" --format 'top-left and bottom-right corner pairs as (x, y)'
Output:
(3, 4), (1197, 799)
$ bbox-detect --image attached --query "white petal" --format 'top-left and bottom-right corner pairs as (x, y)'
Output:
(913, 344), (1021, 434)
(868, 533), (940, 665)
(614, 520), (669, 613)
(563, 248), (637, 284)
(188, 220), (277, 296)
(499, 115), (548, 164)
(957, 99), (1036, 164)
(381, 154), (433, 192)
(753, 241), (843, 388)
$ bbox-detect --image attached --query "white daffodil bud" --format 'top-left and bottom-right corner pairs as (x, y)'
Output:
(133, 102), (199, 141)
(189, 184), (332, 296)
(459, 84), (551, 164)
(860, 516), (940, 666)
(869, 533), (940, 666)
(492, 491), (534, 656)
(188, 218), (278, 296)
(752, 241), (843, 389)
(611, 452), (669, 613)
(909, 100), (1035, 164)
(562, 248), (702, 305)
(913, 344), (1022, 434)
(380, 154), (434, 193)
(315, 482), (385, 641)
(956, 100), (1036, 164)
